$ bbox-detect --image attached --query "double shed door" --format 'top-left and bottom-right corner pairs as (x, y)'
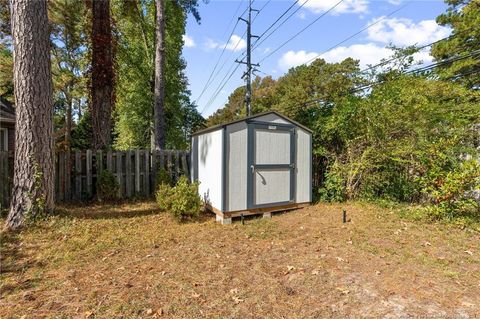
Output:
(247, 121), (296, 209)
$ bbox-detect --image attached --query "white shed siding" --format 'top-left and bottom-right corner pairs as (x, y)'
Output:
(225, 122), (248, 212)
(296, 128), (311, 203)
(197, 128), (223, 210)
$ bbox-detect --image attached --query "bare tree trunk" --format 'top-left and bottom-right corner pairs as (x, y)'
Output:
(65, 95), (72, 149)
(91, 0), (114, 150)
(6, 0), (54, 229)
(153, 0), (166, 150)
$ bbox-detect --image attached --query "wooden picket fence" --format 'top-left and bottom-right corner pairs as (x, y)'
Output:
(0, 149), (190, 208)
(0, 151), (13, 210)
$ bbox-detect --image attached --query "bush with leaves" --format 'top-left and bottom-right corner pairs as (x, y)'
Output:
(97, 170), (119, 202)
(156, 168), (173, 187)
(156, 175), (202, 221)
(318, 163), (346, 202)
(422, 160), (480, 220)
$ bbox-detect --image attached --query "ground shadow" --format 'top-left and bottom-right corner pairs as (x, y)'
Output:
(0, 230), (42, 296)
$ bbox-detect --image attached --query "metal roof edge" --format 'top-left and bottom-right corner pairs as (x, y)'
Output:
(192, 110), (312, 136)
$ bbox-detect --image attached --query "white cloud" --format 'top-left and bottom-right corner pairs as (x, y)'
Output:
(366, 17), (451, 46)
(205, 38), (219, 50)
(278, 50), (319, 71)
(225, 34), (247, 52)
(205, 35), (246, 52)
(183, 34), (195, 48)
(388, 0), (403, 5)
(278, 43), (434, 71)
(320, 43), (391, 68)
(297, 11), (307, 20)
(303, 0), (369, 15)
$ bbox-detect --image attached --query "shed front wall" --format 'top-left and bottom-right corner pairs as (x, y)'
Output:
(225, 121), (248, 212)
(224, 117), (312, 213)
(195, 128), (223, 211)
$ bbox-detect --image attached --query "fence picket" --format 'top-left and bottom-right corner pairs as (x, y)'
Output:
(97, 150), (103, 175)
(107, 151), (112, 172)
(135, 150), (140, 194)
(75, 150), (81, 199)
(64, 151), (70, 200)
(126, 150), (132, 197)
(182, 152), (189, 178)
(167, 150), (172, 179)
(58, 152), (65, 201)
(86, 150), (92, 196)
(116, 152), (123, 197)
(144, 150), (150, 195)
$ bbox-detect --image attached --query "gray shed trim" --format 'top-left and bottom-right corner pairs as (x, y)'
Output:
(192, 111), (313, 136)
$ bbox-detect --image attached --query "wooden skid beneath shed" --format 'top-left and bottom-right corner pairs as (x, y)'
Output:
(206, 202), (310, 221)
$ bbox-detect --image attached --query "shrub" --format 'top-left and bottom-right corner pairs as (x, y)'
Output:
(156, 175), (202, 221)
(156, 183), (172, 211)
(423, 160), (480, 220)
(97, 170), (119, 202)
(318, 164), (346, 202)
(156, 168), (173, 187)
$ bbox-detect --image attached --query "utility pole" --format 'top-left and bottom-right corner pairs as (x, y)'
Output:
(236, 0), (259, 116)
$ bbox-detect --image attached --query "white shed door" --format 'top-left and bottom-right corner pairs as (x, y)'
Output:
(248, 123), (296, 208)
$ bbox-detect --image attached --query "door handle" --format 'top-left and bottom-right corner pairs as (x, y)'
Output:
(251, 165), (255, 173)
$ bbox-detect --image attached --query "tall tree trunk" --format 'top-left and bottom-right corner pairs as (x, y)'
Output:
(65, 95), (72, 150)
(5, 0), (54, 229)
(153, 0), (166, 150)
(91, 0), (114, 150)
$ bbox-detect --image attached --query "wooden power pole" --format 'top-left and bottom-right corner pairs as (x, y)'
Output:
(236, 0), (259, 116)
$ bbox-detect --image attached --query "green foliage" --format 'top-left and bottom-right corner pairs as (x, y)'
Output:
(422, 160), (480, 220)
(155, 175), (202, 221)
(317, 163), (346, 202)
(97, 170), (119, 202)
(112, 0), (204, 150)
(70, 111), (93, 149)
(0, 44), (13, 100)
(156, 168), (173, 187)
(431, 0), (480, 88)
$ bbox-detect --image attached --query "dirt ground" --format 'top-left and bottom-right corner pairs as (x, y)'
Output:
(1, 201), (479, 318)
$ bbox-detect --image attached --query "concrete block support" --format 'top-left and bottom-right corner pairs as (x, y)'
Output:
(263, 212), (272, 219)
(216, 215), (232, 225)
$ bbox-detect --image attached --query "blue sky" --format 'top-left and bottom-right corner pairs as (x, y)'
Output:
(182, 0), (450, 117)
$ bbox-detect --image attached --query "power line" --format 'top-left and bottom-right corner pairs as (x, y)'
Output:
(195, 0), (247, 103)
(253, 0), (300, 45)
(359, 27), (476, 75)
(302, 4), (408, 66)
(252, 0), (309, 51)
(258, 0), (344, 64)
(201, 63), (242, 114)
(300, 50), (480, 108)
(202, 0), (273, 116)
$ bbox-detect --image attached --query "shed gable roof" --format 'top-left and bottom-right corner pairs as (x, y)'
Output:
(193, 111), (312, 136)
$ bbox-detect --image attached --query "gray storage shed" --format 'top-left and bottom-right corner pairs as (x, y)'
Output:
(191, 111), (312, 224)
